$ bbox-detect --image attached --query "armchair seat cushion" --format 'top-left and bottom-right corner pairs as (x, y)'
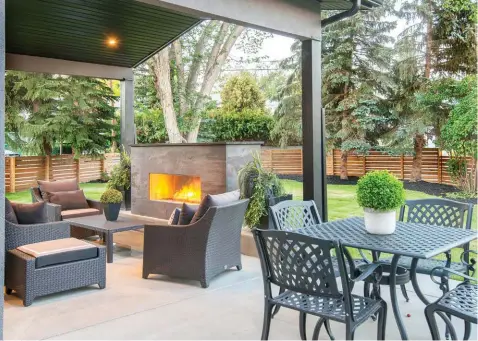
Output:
(17, 237), (98, 268)
(61, 208), (100, 219)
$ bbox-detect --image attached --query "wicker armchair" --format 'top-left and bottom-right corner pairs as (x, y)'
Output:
(30, 186), (103, 239)
(142, 199), (249, 288)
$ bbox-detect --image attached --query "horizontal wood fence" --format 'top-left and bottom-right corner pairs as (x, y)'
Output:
(5, 153), (120, 193)
(261, 148), (473, 186)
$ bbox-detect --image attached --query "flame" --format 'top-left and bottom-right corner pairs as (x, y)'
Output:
(150, 174), (201, 203)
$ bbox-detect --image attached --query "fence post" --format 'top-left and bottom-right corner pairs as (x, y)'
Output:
(9, 157), (16, 193)
(269, 150), (274, 173)
(438, 149), (443, 184)
(75, 157), (81, 183)
(100, 156), (105, 174)
(45, 155), (51, 180)
(362, 155), (366, 176)
(400, 154), (405, 179)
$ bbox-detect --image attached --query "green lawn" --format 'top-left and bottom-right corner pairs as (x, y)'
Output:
(6, 182), (108, 203)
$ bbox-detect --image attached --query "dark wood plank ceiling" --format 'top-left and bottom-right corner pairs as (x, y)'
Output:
(6, 0), (200, 68)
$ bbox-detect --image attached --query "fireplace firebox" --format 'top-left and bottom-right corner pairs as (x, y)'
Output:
(149, 174), (201, 203)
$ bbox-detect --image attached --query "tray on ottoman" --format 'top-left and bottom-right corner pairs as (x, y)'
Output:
(5, 238), (106, 306)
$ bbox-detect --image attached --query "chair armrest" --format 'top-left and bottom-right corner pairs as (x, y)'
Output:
(30, 187), (43, 202)
(430, 266), (477, 285)
(87, 199), (103, 213)
(45, 202), (62, 222)
(352, 263), (383, 283)
(461, 250), (477, 271)
(5, 220), (71, 250)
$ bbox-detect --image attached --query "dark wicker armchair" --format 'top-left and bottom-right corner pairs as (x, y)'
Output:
(30, 186), (103, 239)
(142, 199), (249, 288)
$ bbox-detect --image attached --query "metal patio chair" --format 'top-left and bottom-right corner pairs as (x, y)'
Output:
(425, 265), (477, 340)
(380, 199), (475, 302)
(254, 229), (387, 340)
(269, 199), (370, 337)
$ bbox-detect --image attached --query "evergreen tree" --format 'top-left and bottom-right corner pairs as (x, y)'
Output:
(322, 3), (396, 179)
(6, 72), (116, 156)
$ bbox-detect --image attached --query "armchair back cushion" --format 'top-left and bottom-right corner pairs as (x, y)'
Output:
(5, 199), (18, 224)
(37, 179), (79, 200)
(191, 190), (240, 223)
(11, 201), (47, 225)
(178, 203), (198, 225)
(45, 190), (89, 211)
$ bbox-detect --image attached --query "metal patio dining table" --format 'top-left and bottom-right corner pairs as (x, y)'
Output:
(295, 216), (477, 340)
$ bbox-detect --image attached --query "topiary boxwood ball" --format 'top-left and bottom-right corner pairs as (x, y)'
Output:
(100, 188), (123, 204)
(356, 170), (405, 211)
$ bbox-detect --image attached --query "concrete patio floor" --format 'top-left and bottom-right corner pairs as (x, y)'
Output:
(4, 230), (476, 340)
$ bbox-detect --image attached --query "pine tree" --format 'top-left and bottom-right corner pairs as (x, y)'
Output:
(322, 3), (396, 179)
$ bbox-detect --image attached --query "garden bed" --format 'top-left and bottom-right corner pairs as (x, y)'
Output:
(278, 174), (476, 204)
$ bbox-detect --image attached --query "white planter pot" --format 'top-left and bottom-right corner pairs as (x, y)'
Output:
(363, 208), (396, 235)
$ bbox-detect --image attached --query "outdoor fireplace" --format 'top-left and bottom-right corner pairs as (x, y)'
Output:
(149, 174), (201, 203)
(131, 142), (262, 219)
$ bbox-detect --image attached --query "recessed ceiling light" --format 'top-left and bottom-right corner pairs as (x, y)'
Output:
(107, 37), (118, 47)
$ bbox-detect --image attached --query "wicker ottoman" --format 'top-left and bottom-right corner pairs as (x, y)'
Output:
(5, 238), (106, 306)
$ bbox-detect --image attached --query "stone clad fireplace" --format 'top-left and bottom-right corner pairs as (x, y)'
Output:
(130, 142), (261, 219)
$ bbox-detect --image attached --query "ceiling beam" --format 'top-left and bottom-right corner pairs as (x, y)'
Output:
(6, 54), (133, 80)
(135, 0), (322, 40)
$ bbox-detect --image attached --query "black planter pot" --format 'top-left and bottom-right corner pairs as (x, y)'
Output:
(104, 203), (121, 221)
(257, 194), (293, 230)
(121, 188), (131, 211)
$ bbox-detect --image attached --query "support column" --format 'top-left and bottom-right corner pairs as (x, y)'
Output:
(0, 0), (5, 337)
(120, 79), (135, 154)
(302, 38), (327, 221)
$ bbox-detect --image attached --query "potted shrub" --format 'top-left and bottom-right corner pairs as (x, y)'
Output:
(107, 148), (131, 210)
(238, 152), (291, 229)
(100, 188), (124, 221)
(356, 170), (405, 235)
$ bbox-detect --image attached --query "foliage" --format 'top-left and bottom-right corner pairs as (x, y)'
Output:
(135, 107), (168, 144)
(148, 20), (270, 143)
(238, 152), (284, 228)
(440, 76), (477, 194)
(356, 171), (405, 211)
(220, 72), (266, 112)
(209, 109), (273, 142)
(107, 149), (131, 190)
(100, 188), (123, 204)
(5, 72), (116, 156)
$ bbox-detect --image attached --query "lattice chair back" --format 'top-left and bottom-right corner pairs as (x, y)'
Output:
(400, 198), (473, 230)
(269, 200), (322, 231)
(254, 229), (354, 316)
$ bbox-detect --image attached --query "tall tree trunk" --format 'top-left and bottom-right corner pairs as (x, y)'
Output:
(410, 133), (426, 182)
(152, 50), (183, 143)
(340, 150), (348, 180)
(186, 25), (245, 143)
(42, 136), (52, 156)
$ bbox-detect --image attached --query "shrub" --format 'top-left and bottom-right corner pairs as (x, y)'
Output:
(221, 72), (265, 112)
(100, 188), (123, 204)
(210, 109), (274, 143)
(108, 148), (131, 190)
(356, 170), (405, 211)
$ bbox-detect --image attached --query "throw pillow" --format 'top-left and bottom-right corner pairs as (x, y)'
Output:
(38, 179), (79, 200)
(178, 203), (198, 225)
(5, 198), (18, 224)
(45, 190), (89, 211)
(168, 208), (181, 225)
(11, 201), (47, 225)
(191, 190), (240, 224)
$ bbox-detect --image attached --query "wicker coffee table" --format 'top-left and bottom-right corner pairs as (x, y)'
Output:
(64, 215), (149, 263)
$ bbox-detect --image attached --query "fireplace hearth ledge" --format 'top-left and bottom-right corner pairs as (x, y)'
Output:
(130, 142), (262, 220)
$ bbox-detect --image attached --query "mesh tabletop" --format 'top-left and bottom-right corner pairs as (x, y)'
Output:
(64, 215), (149, 233)
(296, 217), (477, 259)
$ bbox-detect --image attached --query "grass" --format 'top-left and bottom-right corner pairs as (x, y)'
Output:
(6, 182), (108, 203)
